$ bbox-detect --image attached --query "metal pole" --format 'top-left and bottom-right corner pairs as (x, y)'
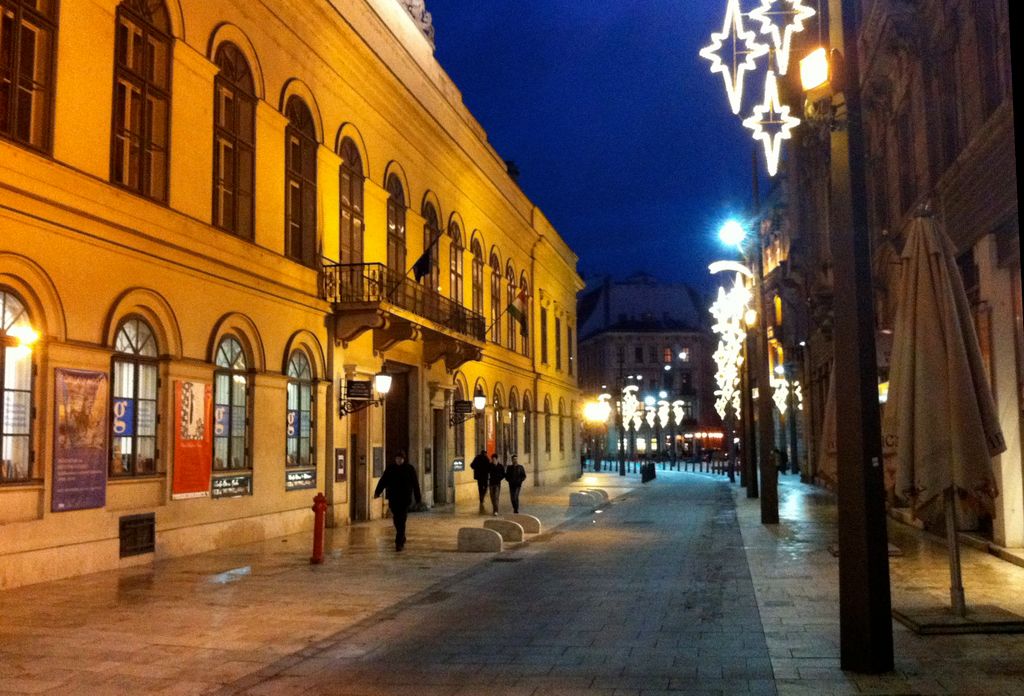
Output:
(829, 0), (893, 673)
(742, 335), (758, 498)
(753, 237), (778, 524)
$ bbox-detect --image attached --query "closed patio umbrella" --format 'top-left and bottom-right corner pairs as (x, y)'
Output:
(883, 213), (1005, 616)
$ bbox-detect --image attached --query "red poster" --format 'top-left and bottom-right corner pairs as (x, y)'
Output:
(172, 381), (213, 499)
(486, 410), (496, 457)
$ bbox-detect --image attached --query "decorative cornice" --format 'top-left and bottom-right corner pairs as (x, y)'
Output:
(399, 0), (435, 46)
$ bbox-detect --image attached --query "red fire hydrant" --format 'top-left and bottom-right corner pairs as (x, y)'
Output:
(310, 492), (327, 565)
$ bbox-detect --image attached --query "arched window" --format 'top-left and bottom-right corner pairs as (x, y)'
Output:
(543, 397), (552, 454)
(286, 352), (315, 469)
(558, 399), (566, 452)
(505, 263), (517, 352)
(522, 396), (532, 455)
(453, 385), (466, 458)
(111, 317), (159, 476)
(421, 202), (441, 290)
(519, 276), (531, 357)
(214, 336), (250, 474)
(212, 43), (256, 239)
(0, 290), (35, 482)
(489, 253), (501, 344)
(449, 223), (464, 306)
(508, 391), (519, 456)
(386, 174), (406, 274)
(471, 239), (484, 316)
(339, 138), (364, 265)
(0, 0), (56, 151)
(492, 387), (504, 458)
(111, 0), (171, 201)
(284, 96), (317, 267)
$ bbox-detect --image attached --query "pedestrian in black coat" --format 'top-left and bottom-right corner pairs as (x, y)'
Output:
(505, 454), (527, 514)
(373, 450), (422, 551)
(488, 453), (505, 516)
(469, 449), (491, 514)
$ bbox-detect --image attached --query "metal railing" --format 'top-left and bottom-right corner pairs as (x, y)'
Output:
(321, 262), (486, 341)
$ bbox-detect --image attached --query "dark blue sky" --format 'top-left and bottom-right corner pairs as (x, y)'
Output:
(428, 0), (757, 291)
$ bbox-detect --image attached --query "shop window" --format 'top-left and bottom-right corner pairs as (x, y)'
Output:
(110, 317), (158, 476)
(111, 0), (171, 201)
(213, 336), (250, 472)
(212, 42), (255, 239)
(0, 290), (35, 482)
(453, 385), (465, 458)
(286, 352), (314, 469)
(284, 96), (317, 266)
(0, 0), (57, 151)
(339, 138), (364, 265)
(543, 399), (551, 453)
(509, 394), (519, 455)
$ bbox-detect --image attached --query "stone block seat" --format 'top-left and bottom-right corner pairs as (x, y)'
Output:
(569, 491), (600, 508)
(483, 519), (524, 542)
(583, 488), (610, 503)
(500, 513), (541, 534)
(457, 527), (502, 552)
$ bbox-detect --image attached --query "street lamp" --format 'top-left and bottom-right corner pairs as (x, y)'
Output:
(718, 218), (778, 522)
(796, 1), (893, 673)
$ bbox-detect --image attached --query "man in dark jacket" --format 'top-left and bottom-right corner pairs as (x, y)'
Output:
(469, 449), (491, 514)
(373, 450), (422, 551)
(488, 453), (505, 516)
(505, 454), (527, 514)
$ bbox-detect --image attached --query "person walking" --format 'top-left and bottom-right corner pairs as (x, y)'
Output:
(505, 454), (527, 514)
(469, 449), (491, 514)
(488, 453), (505, 516)
(373, 450), (421, 551)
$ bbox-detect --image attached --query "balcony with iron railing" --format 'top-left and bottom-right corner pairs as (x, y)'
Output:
(320, 261), (486, 368)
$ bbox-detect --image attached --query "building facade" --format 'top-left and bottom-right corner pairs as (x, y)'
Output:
(774, 1), (1019, 545)
(577, 274), (719, 459)
(0, 0), (581, 589)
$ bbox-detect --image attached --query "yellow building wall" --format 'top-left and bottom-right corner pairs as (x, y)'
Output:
(0, 0), (581, 589)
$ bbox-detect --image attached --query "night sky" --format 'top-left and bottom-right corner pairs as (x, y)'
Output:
(428, 0), (759, 292)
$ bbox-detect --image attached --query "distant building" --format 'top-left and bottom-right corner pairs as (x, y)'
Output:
(577, 274), (719, 458)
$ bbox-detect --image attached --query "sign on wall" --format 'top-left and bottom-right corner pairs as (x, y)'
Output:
(285, 469), (316, 491)
(52, 369), (108, 512)
(335, 448), (347, 482)
(172, 381), (213, 499)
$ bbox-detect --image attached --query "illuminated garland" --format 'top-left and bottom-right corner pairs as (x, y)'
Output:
(709, 273), (751, 420)
(772, 375), (789, 414)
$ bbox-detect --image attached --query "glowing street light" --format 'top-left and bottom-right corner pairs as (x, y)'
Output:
(718, 219), (747, 248)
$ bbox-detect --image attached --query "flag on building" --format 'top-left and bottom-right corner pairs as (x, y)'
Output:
(412, 249), (431, 282)
(507, 288), (529, 337)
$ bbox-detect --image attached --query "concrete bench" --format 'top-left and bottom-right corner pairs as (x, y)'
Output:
(500, 513), (541, 534)
(583, 488), (610, 503)
(457, 527), (503, 552)
(484, 519), (524, 542)
(569, 491), (600, 509)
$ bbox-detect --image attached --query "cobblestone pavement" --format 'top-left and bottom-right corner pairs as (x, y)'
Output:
(3, 471), (1024, 695)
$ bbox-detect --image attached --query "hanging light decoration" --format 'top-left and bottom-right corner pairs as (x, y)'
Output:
(747, 0), (817, 76)
(698, 0), (769, 114)
(742, 71), (801, 177)
(709, 272), (752, 420)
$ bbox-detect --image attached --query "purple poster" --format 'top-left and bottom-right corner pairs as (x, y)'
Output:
(52, 369), (109, 512)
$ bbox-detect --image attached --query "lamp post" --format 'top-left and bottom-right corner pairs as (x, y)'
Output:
(798, 3), (893, 673)
(720, 220), (778, 523)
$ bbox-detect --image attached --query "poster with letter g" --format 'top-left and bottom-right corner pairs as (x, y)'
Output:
(172, 380), (213, 499)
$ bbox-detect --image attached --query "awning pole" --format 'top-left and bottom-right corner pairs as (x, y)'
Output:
(945, 488), (967, 617)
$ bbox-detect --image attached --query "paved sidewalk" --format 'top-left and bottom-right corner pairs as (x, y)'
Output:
(0, 474), (636, 695)
(5, 471), (1024, 695)
(735, 473), (1024, 695)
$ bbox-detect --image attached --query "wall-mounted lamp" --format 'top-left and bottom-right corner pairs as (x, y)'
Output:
(800, 47), (846, 127)
(451, 388), (486, 426)
(339, 372), (392, 416)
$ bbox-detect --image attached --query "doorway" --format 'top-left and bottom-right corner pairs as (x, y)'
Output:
(350, 416), (368, 521)
(384, 369), (410, 469)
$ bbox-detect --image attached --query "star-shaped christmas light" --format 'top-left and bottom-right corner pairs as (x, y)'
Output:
(742, 71), (800, 176)
(748, 0), (817, 76)
(699, 0), (769, 114)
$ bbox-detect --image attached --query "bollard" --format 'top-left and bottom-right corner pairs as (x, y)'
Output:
(310, 492), (327, 565)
